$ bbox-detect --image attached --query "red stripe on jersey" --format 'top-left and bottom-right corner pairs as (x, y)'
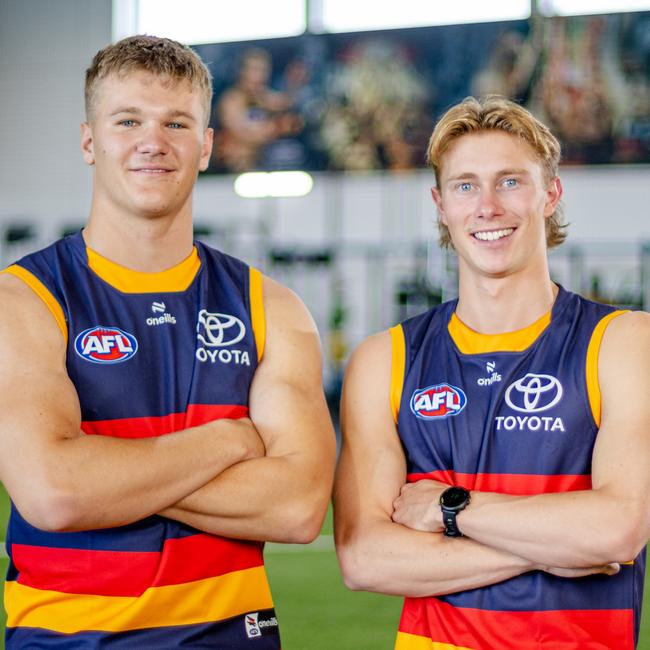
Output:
(12, 534), (263, 597)
(406, 470), (591, 495)
(400, 597), (634, 650)
(81, 404), (248, 438)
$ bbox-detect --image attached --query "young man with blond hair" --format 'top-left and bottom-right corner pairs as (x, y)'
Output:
(0, 35), (335, 648)
(334, 95), (650, 649)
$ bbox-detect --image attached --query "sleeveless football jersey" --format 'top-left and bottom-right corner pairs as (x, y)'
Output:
(390, 286), (645, 650)
(2, 232), (281, 648)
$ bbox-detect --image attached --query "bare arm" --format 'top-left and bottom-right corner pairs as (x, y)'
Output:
(160, 276), (337, 543)
(333, 332), (547, 598)
(393, 311), (650, 568)
(0, 274), (263, 532)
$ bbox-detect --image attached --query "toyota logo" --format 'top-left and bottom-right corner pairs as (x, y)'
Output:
(196, 310), (246, 347)
(504, 373), (563, 413)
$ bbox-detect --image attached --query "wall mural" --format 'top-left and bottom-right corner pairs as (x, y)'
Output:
(193, 11), (650, 173)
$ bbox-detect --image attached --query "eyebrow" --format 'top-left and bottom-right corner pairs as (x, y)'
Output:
(109, 107), (197, 123)
(445, 168), (531, 183)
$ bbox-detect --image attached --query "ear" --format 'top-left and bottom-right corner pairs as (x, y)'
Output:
(543, 177), (563, 218)
(198, 127), (214, 172)
(431, 186), (447, 225)
(80, 122), (95, 166)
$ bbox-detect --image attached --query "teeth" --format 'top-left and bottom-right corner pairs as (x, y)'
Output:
(473, 228), (514, 241)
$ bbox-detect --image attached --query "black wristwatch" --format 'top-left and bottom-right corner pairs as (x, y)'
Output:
(439, 486), (471, 537)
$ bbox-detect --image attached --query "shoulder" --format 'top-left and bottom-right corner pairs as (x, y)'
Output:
(261, 274), (317, 334)
(600, 310), (650, 357)
(347, 330), (392, 374)
(344, 331), (393, 402)
(0, 271), (66, 362)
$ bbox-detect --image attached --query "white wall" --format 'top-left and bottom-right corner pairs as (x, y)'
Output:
(0, 0), (111, 239)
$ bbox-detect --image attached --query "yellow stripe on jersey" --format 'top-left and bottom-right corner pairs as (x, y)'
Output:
(87, 246), (200, 293)
(389, 325), (406, 423)
(448, 310), (551, 354)
(249, 267), (265, 362)
(3, 265), (68, 344)
(395, 631), (474, 650)
(5, 566), (272, 634)
(585, 310), (627, 427)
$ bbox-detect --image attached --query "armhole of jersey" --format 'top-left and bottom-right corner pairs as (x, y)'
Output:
(249, 266), (265, 363)
(586, 310), (627, 427)
(2, 265), (68, 345)
(389, 324), (406, 424)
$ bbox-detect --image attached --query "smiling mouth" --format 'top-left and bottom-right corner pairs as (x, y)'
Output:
(473, 228), (514, 242)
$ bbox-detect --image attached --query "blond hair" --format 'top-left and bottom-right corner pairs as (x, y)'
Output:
(85, 35), (212, 125)
(427, 95), (567, 249)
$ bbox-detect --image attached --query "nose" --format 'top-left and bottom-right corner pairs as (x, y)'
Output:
(476, 186), (504, 219)
(135, 123), (169, 156)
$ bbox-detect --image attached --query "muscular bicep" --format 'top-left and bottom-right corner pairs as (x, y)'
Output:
(590, 311), (650, 557)
(592, 312), (650, 496)
(334, 332), (406, 536)
(248, 275), (335, 461)
(0, 274), (81, 516)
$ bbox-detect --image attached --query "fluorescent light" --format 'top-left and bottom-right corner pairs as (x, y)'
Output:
(234, 172), (314, 198)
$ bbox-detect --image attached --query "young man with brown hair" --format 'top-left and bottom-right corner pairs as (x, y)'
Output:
(334, 95), (650, 649)
(0, 35), (335, 648)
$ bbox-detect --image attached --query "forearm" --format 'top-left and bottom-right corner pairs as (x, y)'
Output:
(11, 419), (256, 532)
(161, 454), (332, 543)
(337, 518), (533, 598)
(459, 489), (642, 567)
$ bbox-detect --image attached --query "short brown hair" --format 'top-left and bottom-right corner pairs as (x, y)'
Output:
(427, 95), (567, 249)
(85, 35), (213, 125)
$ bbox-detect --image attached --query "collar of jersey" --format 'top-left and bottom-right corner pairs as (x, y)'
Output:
(86, 245), (201, 293)
(448, 309), (551, 354)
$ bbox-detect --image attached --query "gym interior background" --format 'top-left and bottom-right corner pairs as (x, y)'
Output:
(1, 1), (649, 647)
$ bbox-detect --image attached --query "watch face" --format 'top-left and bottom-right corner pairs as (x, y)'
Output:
(441, 486), (469, 509)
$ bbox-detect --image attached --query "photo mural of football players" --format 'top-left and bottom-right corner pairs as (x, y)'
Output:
(320, 40), (431, 171)
(213, 47), (305, 172)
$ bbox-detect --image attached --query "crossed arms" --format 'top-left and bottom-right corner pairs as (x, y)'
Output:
(0, 272), (336, 543)
(333, 312), (650, 597)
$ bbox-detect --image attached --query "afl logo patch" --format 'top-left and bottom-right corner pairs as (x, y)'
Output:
(410, 383), (467, 419)
(74, 326), (138, 364)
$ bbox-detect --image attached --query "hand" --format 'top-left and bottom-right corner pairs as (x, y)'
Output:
(232, 417), (265, 460)
(208, 417), (265, 462)
(541, 563), (620, 579)
(391, 479), (449, 532)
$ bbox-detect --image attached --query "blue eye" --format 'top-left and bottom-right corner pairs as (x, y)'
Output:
(458, 182), (472, 192)
(168, 122), (185, 129)
(503, 178), (518, 188)
(118, 119), (136, 127)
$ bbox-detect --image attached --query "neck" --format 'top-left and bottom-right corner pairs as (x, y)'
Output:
(83, 208), (194, 273)
(455, 265), (557, 334)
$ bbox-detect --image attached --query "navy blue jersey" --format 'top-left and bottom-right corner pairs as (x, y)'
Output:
(391, 286), (644, 649)
(3, 232), (280, 648)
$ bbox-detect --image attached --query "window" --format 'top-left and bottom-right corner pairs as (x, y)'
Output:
(538, 0), (650, 15)
(320, 0), (530, 32)
(113, 0), (305, 44)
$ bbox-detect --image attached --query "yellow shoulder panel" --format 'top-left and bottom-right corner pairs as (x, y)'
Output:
(249, 267), (265, 363)
(389, 324), (406, 423)
(2, 265), (68, 344)
(586, 310), (627, 427)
